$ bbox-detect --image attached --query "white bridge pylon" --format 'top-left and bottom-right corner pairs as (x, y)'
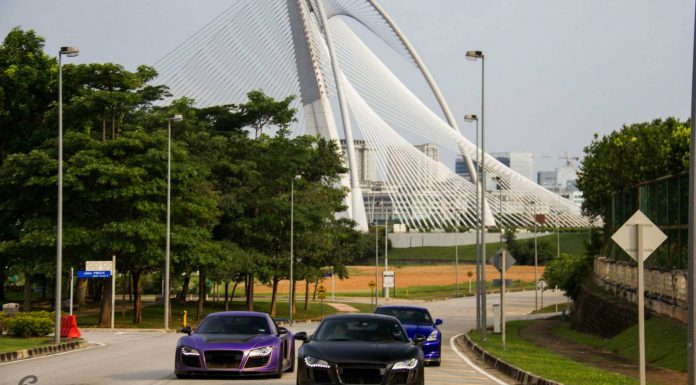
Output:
(153, 0), (591, 231)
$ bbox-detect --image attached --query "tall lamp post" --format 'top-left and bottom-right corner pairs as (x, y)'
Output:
(165, 114), (183, 330)
(55, 46), (79, 344)
(532, 201), (539, 310)
(383, 202), (389, 299)
(374, 200), (381, 307)
(493, 176), (506, 349)
(464, 114), (480, 329)
(289, 175), (301, 325)
(454, 208), (460, 296)
(466, 49), (486, 339)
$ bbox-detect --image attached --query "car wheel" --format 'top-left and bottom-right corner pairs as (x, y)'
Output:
(285, 346), (295, 373)
(430, 359), (441, 367)
(417, 367), (425, 385)
(274, 356), (284, 379)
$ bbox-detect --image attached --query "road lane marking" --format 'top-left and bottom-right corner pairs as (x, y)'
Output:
(449, 334), (509, 385)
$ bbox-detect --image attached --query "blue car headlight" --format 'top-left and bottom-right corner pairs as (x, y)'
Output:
(180, 346), (200, 357)
(249, 346), (273, 357)
(392, 358), (419, 371)
(426, 330), (439, 342)
(304, 356), (330, 368)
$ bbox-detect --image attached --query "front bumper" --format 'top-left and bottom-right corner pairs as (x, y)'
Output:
(175, 347), (281, 376)
(421, 340), (441, 363)
(297, 361), (423, 385)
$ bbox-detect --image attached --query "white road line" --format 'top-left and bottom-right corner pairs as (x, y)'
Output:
(0, 341), (106, 366)
(449, 334), (509, 385)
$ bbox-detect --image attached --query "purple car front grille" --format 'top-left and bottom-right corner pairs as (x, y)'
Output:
(204, 350), (243, 369)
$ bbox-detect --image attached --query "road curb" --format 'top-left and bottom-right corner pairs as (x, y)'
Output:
(460, 333), (563, 385)
(0, 340), (88, 363)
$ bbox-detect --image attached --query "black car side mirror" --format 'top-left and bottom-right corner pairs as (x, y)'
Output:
(413, 335), (426, 345)
(181, 326), (192, 335)
(294, 331), (308, 341)
(434, 319), (443, 326)
(277, 326), (289, 335)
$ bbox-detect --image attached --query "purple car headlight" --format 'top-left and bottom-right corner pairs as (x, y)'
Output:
(248, 346), (273, 357)
(426, 330), (439, 342)
(181, 346), (200, 357)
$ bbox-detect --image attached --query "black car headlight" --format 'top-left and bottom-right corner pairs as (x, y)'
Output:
(392, 358), (419, 371)
(426, 330), (439, 342)
(248, 346), (273, 357)
(180, 346), (200, 357)
(304, 356), (330, 368)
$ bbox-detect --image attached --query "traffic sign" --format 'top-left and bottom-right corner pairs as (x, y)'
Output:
(86, 261), (113, 272)
(491, 248), (516, 273)
(382, 271), (394, 288)
(368, 280), (376, 288)
(611, 210), (666, 262)
(77, 271), (112, 279)
(318, 285), (327, 294)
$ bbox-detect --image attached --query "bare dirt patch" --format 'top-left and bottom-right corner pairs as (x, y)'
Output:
(252, 264), (544, 294)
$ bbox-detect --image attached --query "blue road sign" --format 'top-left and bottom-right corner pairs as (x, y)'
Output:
(77, 270), (112, 279)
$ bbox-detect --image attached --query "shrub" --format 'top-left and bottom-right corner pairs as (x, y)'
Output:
(542, 253), (593, 300)
(5, 311), (54, 337)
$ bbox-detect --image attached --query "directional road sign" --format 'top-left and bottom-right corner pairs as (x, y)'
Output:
(491, 248), (516, 273)
(382, 271), (394, 288)
(77, 271), (112, 279)
(611, 210), (667, 262)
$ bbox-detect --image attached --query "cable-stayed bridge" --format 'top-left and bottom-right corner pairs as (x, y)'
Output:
(153, 0), (591, 231)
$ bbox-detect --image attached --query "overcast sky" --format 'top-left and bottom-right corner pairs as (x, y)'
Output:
(1, 0), (693, 174)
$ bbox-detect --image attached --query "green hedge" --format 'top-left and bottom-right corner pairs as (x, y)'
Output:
(3, 311), (54, 337)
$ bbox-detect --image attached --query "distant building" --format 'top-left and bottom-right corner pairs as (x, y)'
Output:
(537, 166), (583, 206)
(490, 152), (533, 181)
(415, 143), (439, 162)
(341, 139), (376, 189)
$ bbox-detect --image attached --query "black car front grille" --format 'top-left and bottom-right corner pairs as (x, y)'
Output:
(245, 355), (270, 368)
(312, 368), (332, 383)
(338, 366), (384, 384)
(204, 350), (243, 369)
(391, 371), (409, 384)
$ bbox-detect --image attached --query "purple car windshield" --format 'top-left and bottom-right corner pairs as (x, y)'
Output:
(197, 316), (271, 335)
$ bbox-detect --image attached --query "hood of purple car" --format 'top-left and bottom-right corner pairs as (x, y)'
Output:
(182, 333), (276, 350)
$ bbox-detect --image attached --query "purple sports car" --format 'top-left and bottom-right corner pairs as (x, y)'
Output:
(174, 311), (294, 378)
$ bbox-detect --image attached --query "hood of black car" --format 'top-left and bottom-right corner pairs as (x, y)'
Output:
(301, 341), (419, 364)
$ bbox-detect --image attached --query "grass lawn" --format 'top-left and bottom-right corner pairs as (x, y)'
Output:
(387, 232), (587, 263)
(0, 336), (74, 353)
(553, 315), (687, 372)
(468, 321), (638, 385)
(77, 299), (374, 329)
(531, 302), (571, 314)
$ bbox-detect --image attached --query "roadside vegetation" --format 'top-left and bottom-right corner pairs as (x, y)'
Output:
(553, 315), (687, 372)
(469, 321), (638, 385)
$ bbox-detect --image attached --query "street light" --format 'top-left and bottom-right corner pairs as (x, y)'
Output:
(374, 200), (381, 307)
(464, 113), (480, 330)
(493, 175), (506, 349)
(55, 46), (79, 344)
(289, 175), (301, 325)
(466, 49), (487, 340)
(383, 201), (389, 299)
(454, 208), (461, 297)
(531, 201), (539, 310)
(165, 114), (183, 331)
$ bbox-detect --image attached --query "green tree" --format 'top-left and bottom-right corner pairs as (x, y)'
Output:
(577, 118), (689, 226)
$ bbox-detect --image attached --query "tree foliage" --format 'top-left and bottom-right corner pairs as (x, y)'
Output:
(577, 117), (690, 225)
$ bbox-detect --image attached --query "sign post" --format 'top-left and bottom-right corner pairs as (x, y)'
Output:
(318, 285), (327, 319)
(82, 260), (115, 329)
(368, 280), (376, 308)
(492, 248), (515, 350)
(612, 210), (667, 385)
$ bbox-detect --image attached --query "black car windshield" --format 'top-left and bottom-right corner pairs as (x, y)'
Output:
(196, 316), (270, 335)
(314, 318), (409, 342)
(375, 308), (432, 324)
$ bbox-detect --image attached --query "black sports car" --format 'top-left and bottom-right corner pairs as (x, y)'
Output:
(295, 314), (425, 385)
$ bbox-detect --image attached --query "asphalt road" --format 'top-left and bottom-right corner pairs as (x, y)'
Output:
(0, 290), (566, 385)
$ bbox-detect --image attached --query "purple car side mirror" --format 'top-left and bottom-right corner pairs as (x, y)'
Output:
(181, 326), (192, 335)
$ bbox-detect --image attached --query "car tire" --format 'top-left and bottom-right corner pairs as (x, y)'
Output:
(416, 367), (425, 385)
(274, 356), (284, 379)
(430, 359), (441, 367)
(285, 346), (295, 373)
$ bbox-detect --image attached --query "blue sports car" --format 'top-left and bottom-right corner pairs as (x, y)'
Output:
(374, 306), (442, 366)
(174, 311), (294, 378)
